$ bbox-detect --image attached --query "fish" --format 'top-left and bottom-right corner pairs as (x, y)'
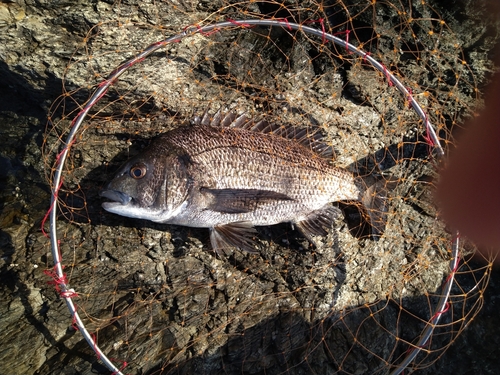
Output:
(100, 110), (388, 254)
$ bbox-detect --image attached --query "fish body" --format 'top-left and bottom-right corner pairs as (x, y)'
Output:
(100, 111), (387, 253)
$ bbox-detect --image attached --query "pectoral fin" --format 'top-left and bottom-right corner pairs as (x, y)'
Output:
(201, 187), (293, 214)
(209, 222), (259, 255)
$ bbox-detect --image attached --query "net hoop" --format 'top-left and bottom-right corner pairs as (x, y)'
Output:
(46, 19), (459, 375)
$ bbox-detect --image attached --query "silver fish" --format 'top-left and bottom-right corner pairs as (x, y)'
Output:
(100, 110), (388, 253)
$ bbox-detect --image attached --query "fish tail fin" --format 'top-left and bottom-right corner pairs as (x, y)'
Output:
(361, 179), (390, 240)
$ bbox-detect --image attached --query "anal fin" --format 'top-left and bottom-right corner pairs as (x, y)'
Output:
(209, 222), (259, 255)
(294, 206), (342, 244)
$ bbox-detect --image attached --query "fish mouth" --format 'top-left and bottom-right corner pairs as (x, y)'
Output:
(100, 189), (153, 220)
(99, 189), (132, 206)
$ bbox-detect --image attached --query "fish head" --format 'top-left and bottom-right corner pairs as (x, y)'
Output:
(100, 145), (187, 223)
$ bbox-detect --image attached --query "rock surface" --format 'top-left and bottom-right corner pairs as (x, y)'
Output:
(0, 1), (499, 374)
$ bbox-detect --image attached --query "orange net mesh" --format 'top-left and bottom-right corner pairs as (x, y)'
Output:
(40, 1), (496, 374)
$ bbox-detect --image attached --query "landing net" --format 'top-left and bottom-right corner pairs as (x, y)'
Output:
(41, 1), (494, 374)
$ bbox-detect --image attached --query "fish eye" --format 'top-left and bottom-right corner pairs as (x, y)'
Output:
(130, 164), (147, 179)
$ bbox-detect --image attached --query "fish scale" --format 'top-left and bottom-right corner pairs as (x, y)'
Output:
(100, 111), (388, 254)
(167, 126), (357, 198)
(170, 129), (354, 210)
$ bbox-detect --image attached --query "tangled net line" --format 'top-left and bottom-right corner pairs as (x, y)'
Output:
(41, 7), (490, 375)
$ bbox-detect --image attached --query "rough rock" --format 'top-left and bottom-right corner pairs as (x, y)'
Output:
(0, 1), (499, 375)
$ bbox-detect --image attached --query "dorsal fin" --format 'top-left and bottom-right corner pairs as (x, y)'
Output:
(192, 108), (335, 159)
